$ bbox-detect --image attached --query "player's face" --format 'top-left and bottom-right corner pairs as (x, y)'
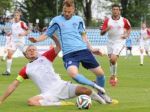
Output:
(63, 6), (75, 20)
(14, 13), (21, 22)
(25, 46), (38, 60)
(112, 7), (120, 17)
(141, 23), (146, 29)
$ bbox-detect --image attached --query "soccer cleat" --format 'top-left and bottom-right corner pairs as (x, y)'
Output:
(2, 71), (11, 76)
(111, 99), (119, 104)
(98, 92), (112, 104)
(109, 76), (118, 86)
(140, 64), (143, 66)
(93, 83), (105, 94)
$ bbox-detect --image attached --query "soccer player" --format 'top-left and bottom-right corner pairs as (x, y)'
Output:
(1, 35), (12, 61)
(2, 11), (29, 75)
(0, 36), (107, 106)
(125, 37), (132, 58)
(29, 0), (112, 103)
(139, 22), (150, 66)
(100, 4), (131, 86)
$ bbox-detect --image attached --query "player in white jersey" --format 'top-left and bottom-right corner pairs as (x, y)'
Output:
(2, 11), (28, 76)
(139, 22), (150, 65)
(0, 35), (107, 106)
(1, 35), (12, 61)
(100, 4), (131, 86)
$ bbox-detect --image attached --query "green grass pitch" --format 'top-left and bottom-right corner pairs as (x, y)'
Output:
(0, 56), (150, 112)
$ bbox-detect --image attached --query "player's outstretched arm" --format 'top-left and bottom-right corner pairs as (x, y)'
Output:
(51, 34), (61, 54)
(0, 80), (20, 104)
(29, 34), (47, 43)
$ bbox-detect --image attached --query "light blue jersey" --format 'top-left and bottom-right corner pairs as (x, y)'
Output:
(45, 15), (87, 55)
(126, 38), (132, 47)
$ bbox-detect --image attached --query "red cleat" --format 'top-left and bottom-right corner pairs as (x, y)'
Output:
(109, 76), (118, 86)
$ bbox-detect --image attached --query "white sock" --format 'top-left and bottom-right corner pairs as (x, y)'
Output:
(140, 53), (144, 64)
(3, 52), (7, 60)
(39, 99), (61, 106)
(90, 91), (106, 104)
(110, 63), (117, 76)
(6, 59), (12, 73)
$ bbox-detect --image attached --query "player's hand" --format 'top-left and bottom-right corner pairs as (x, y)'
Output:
(28, 37), (37, 43)
(91, 48), (105, 56)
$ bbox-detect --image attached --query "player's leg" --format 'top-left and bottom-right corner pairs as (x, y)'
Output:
(140, 48), (144, 65)
(75, 86), (106, 104)
(63, 52), (105, 93)
(27, 95), (43, 106)
(28, 95), (65, 106)
(2, 49), (15, 75)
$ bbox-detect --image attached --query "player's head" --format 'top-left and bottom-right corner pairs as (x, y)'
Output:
(141, 22), (147, 29)
(14, 11), (21, 22)
(111, 4), (121, 18)
(62, 0), (75, 20)
(25, 45), (38, 60)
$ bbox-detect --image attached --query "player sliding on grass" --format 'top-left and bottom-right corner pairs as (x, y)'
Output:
(100, 4), (131, 86)
(29, 0), (113, 103)
(0, 35), (109, 106)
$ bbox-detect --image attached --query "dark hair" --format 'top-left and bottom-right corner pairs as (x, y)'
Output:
(112, 4), (121, 9)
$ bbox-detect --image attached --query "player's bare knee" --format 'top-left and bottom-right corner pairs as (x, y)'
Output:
(76, 86), (92, 96)
(27, 99), (35, 106)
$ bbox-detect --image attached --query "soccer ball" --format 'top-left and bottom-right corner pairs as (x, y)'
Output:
(76, 95), (92, 109)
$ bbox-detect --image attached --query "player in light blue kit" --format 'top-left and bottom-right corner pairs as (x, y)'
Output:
(29, 0), (112, 104)
(125, 37), (132, 58)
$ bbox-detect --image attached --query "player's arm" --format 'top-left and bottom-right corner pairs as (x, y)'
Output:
(51, 34), (61, 54)
(0, 80), (20, 104)
(29, 33), (47, 43)
(29, 19), (58, 43)
(121, 18), (131, 39)
(18, 21), (29, 37)
(100, 18), (110, 35)
(82, 33), (104, 56)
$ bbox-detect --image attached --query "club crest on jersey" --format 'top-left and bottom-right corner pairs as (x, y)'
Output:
(68, 61), (72, 65)
(73, 23), (78, 28)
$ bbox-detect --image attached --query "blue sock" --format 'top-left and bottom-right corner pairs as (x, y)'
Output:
(96, 75), (105, 87)
(73, 74), (95, 87)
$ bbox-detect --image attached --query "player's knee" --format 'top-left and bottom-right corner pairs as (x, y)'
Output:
(27, 99), (35, 106)
(76, 86), (92, 96)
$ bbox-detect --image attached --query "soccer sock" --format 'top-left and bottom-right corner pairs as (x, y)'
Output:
(73, 74), (95, 87)
(39, 99), (61, 106)
(96, 75), (105, 87)
(110, 63), (117, 76)
(6, 59), (12, 73)
(3, 52), (7, 60)
(140, 53), (144, 64)
(90, 91), (106, 104)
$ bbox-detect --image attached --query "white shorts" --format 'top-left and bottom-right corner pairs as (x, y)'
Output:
(38, 82), (77, 103)
(107, 40), (125, 55)
(139, 40), (150, 51)
(6, 41), (25, 52)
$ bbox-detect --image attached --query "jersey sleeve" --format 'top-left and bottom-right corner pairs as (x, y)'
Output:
(20, 21), (28, 30)
(42, 46), (57, 62)
(100, 18), (109, 31)
(123, 18), (131, 30)
(78, 17), (86, 34)
(16, 66), (28, 82)
(45, 18), (59, 37)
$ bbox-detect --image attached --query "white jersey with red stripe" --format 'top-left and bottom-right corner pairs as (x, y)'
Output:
(18, 48), (68, 95)
(11, 21), (28, 44)
(140, 28), (150, 50)
(101, 16), (131, 42)
(101, 16), (131, 55)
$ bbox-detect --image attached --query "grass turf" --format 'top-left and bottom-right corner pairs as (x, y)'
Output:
(0, 56), (150, 112)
